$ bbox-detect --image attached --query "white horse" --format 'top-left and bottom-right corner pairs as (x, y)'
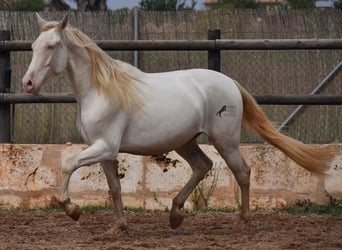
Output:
(22, 14), (335, 235)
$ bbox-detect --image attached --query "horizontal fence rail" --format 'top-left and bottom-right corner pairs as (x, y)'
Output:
(1, 93), (341, 105)
(2, 39), (342, 51)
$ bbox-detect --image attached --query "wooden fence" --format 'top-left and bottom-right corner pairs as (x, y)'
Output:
(1, 35), (342, 143)
(1, 92), (341, 105)
(3, 38), (342, 51)
(0, 10), (341, 144)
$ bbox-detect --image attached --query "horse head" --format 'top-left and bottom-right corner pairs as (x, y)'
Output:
(22, 13), (69, 94)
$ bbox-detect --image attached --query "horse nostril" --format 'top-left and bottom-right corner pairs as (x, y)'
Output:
(24, 80), (34, 90)
(23, 79), (34, 91)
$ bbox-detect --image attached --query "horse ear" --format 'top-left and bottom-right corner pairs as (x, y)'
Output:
(56, 14), (69, 31)
(36, 13), (47, 28)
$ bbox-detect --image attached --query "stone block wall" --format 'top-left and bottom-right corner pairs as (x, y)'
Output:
(0, 144), (341, 210)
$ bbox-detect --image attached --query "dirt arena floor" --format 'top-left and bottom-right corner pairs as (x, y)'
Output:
(0, 210), (341, 249)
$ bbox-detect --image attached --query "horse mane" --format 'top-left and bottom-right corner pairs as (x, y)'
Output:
(41, 22), (143, 111)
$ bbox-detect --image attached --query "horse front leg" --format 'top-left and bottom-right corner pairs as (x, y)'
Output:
(51, 141), (115, 221)
(101, 160), (128, 236)
(51, 168), (81, 221)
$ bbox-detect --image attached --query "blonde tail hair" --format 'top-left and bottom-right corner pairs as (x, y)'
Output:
(235, 81), (335, 174)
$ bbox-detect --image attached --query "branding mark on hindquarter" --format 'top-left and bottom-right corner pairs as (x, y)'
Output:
(216, 104), (237, 117)
(216, 105), (227, 117)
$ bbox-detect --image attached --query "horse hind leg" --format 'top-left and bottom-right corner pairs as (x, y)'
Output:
(170, 137), (213, 229)
(212, 140), (251, 222)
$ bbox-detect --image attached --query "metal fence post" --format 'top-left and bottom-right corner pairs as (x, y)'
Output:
(133, 7), (139, 68)
(208, 29), (221, 72)
(0, 30), (11, 143)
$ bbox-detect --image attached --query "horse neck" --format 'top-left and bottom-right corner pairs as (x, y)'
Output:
(66, 45), (95, 103)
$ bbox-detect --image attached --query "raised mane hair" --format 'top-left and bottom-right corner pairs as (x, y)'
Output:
(41, 22), (142, 111)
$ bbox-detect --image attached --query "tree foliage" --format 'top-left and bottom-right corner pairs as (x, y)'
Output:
(210, 0), (259, 9)
(0, 0), (11, 9)
(74, 0), (107, 11)
(46, 0), (108, 11)
(45, 0), (70, 11)
(334, 0), (342, 9)
(286, 0), (315, 9)
(139, 0), (196, 11)
(0, 0), (44, 10)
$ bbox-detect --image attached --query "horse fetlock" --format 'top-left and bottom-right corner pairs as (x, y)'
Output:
(49, 195), (61, 208)
(50, 196), (71, 208)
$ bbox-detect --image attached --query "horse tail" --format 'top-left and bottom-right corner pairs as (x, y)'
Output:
(234, 80), (335, 174)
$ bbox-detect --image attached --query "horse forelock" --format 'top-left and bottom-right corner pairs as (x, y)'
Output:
(40, 21), (62, 32)
(40, 22), (142, 111)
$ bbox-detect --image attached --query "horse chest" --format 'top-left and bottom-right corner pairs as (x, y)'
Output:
(76, 106), (127, 145)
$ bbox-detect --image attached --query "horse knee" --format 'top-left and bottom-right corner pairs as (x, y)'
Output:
(61, 156), (77, 175)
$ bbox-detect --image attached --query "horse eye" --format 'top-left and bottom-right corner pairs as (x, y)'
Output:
(46, 43), (56, 49)
(46, 41), (58, 49)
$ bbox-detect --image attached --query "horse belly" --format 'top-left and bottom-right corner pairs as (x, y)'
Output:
(121, 115), (203, 155)
(120, 99), (204, 155)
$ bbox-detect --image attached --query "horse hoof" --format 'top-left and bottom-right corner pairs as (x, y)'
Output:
(240, 213), (250, 223)
(232, 220), (246, 233)
(105, 219), (128, 237)
(105, 227), (125, 238)
(169, 214), (184, 229)
(65, 202), (81, 221)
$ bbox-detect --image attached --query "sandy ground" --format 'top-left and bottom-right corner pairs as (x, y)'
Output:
(0, 210), (341, 249)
